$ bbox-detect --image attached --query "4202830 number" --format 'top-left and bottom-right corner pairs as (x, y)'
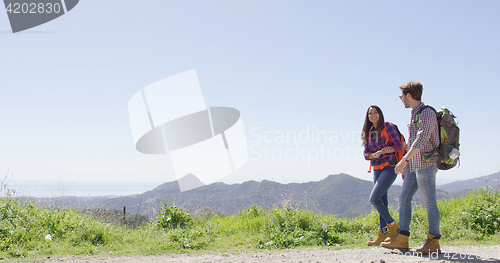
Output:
(5, 2), (62, 14)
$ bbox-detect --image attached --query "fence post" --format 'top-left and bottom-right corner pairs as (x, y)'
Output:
(123, 206), (127, 227)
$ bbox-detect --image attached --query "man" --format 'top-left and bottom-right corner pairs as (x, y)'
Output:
(380, 80), (441, 254)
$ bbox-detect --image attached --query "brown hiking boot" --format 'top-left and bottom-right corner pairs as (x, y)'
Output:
(383, 222), (399, 242)
(367, 230), (388, 246)
(380, 233), (409, 252)
(416, 233), (441, 254)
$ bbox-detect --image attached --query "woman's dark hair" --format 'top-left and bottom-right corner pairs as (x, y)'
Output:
(361, 105), (385, 146)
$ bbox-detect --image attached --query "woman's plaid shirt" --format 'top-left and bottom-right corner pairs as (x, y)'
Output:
(364, 122), (403, 167)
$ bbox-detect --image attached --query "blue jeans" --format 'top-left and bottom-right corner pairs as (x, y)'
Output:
(370, 165), (397, 230)
(399, 164), (440, 237)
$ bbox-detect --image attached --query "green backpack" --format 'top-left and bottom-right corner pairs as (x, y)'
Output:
(414, 106), (460, 170)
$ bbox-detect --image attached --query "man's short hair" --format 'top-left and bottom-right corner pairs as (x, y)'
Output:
(399, 80), (423, 101)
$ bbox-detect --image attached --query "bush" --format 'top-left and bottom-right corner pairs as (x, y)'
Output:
(315, 222), (342, 246)
(155, 201), (192, 230)
(245, 204), (262, 218)
(257, 205), (343, 249)
(460, 189), (500, 237)
(168, 227), (210, 249)
(0, 197), (122, 255)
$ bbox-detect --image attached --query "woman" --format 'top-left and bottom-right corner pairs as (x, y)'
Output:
(362, 105), (402, 246)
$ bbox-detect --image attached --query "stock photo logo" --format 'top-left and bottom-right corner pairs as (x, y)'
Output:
(128, 70), (248, 192)
(3, 0), (79, 33)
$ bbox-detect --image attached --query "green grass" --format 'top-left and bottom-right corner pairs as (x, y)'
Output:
(1, 189), (500, 261)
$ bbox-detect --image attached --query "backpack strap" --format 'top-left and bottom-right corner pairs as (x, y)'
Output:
(381, 122), (397, 149)
(412, 106), (430, 128)
(412, 105), (439, 127)
(368, 162), (391, 173)
(381, 122), (407, 163)
(413, 105), (440, 152)
(367, 123), (392, 173)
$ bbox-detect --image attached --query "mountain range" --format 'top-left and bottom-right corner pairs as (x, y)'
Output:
(438, 172), (500, 194)
(29, 172), (500, 218)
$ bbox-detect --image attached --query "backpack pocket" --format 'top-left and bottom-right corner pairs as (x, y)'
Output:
(422, 150), (440, 163)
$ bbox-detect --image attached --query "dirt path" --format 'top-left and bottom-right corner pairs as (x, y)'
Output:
(34, 245), (500, 263)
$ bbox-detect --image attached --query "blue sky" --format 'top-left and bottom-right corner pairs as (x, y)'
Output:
(1, 1), (499, 196)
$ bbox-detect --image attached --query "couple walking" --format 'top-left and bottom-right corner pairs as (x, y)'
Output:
(362, 81), (441, 254)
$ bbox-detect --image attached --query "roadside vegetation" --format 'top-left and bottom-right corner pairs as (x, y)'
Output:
(0, 188), (499, 261)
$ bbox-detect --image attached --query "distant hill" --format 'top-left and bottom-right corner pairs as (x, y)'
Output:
(29, 173), (451, 218)
(98, 173), (382, 217)
(438, 172), (500, 194)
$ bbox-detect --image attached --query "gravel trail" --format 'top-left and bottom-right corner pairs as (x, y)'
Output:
(35, 246), (500, 263)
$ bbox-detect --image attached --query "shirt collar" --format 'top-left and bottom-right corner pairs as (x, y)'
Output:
(370, 122), (385, 131)
(412, 102), (425, 115)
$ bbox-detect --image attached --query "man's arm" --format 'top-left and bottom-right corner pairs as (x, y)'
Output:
(394, 147), (420, 176)
(395, 108), (438, 177)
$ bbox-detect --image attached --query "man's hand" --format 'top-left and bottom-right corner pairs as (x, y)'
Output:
(395, 160), (408, 175)
(401, 167), (407, 180)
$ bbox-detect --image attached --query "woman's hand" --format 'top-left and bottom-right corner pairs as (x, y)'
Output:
(370, 151), (381, 159)
(370, 147), (394, 159)
(381, 147), (393, 154)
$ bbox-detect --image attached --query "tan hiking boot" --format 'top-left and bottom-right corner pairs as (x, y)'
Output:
(367, 230), (388, 246)
(416, 233), (441, 254)
(383, 222), (399, 242)
(380, 233), (409, 252)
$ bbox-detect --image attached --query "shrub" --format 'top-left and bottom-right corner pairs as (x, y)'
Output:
(155, 201), (192, 230)
(245, 204), (263, 218)
(0, 197), (121, 254)
(315, 222), (342, 246)
(460, 189), (500, 237)
(257, 206), (343, 249)
(168, 227), (210, 249)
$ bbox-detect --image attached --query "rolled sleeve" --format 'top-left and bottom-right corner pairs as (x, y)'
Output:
(364, 147), (370, 160)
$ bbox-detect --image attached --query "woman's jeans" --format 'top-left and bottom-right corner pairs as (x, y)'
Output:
(399, 164), (440, 237)
(370, 165), (397, 230)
